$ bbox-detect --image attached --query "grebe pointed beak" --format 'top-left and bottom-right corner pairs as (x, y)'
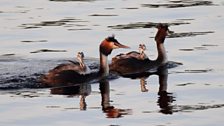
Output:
(114, 42), (130, 49)
(114, 43), (130, 49)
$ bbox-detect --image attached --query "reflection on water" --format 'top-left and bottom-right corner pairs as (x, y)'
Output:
(158, 91), (174, 114)
(49, 79), (132, 118)
(117, 66), (176, 115)
(140, 78), (148, 92)
(157, 67), (175, 114)
(51, 83), (91, 110)
(99, 79), (132, 118)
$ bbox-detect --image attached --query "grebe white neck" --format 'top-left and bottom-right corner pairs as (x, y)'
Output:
(99, 53), (109, 77)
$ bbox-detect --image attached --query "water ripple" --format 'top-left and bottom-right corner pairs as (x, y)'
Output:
(142, 0), (215, 8)
(172, 69), (213, 74)
(168, 31), (214, 38)
(21, 40), (48, 43)
(108, 21), (189, 30)
(30, 49), (67, 53)
(89, 14), (118, 16)
(174, 104), (224, 112)
(19, 18), (89, 29)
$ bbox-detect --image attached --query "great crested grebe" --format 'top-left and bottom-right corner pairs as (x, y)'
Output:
(110, 23), (170, 75)
(41, 36), (129, 86)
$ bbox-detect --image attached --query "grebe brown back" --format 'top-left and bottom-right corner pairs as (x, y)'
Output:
(41, 36), (129, 87)
(110, 24), (170, 76)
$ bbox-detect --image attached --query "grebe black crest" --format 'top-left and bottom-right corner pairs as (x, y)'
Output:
(110, 23), (170, 76)
(41, 36), (129, 87)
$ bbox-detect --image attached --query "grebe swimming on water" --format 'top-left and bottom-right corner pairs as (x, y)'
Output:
(41, 36), (129, 87)
(110, 24), (170, 76)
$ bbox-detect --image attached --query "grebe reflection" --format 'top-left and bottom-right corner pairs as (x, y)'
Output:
(50, 66), (175, 115)
(50, 80), (133, 116)
(157, 66), (175, 114)
(128, 66), (175, 114)
(99, 79), (132, 118)
(50, 83), (91, 110)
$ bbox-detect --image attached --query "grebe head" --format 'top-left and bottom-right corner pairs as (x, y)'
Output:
(155, 23), (169, 43)
(77, 52), (84, 60)
(100, 35), (129, 56)
(139, 44), (146, 54)
(77, 52), (85, 68)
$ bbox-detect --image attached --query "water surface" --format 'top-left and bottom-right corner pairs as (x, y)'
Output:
(0, 0), (224, 126)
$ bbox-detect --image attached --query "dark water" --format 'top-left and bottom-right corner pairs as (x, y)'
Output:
(0, 0), (224, 126)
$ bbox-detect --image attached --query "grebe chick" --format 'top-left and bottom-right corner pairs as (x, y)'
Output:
(76, 52), (85, 69)
(68, 52), (90, 74)
(41, 36), (129, 86)
(112, 44), (148, 63)
(46, 52), (87, 75)
(110, 23), (170, 76)
(126, 44), (148, 60)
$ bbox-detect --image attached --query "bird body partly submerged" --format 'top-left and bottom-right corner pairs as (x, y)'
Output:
(110, 24), (169, 76)
(41, 36), (129, 87)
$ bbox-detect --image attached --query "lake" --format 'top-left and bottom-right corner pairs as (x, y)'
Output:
(0, 0), (224, 126)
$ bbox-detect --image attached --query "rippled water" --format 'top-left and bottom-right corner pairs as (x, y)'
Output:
(0, 0), (224, 126)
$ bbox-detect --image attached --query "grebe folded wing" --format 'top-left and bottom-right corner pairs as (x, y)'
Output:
(110, 56), (151, 75)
